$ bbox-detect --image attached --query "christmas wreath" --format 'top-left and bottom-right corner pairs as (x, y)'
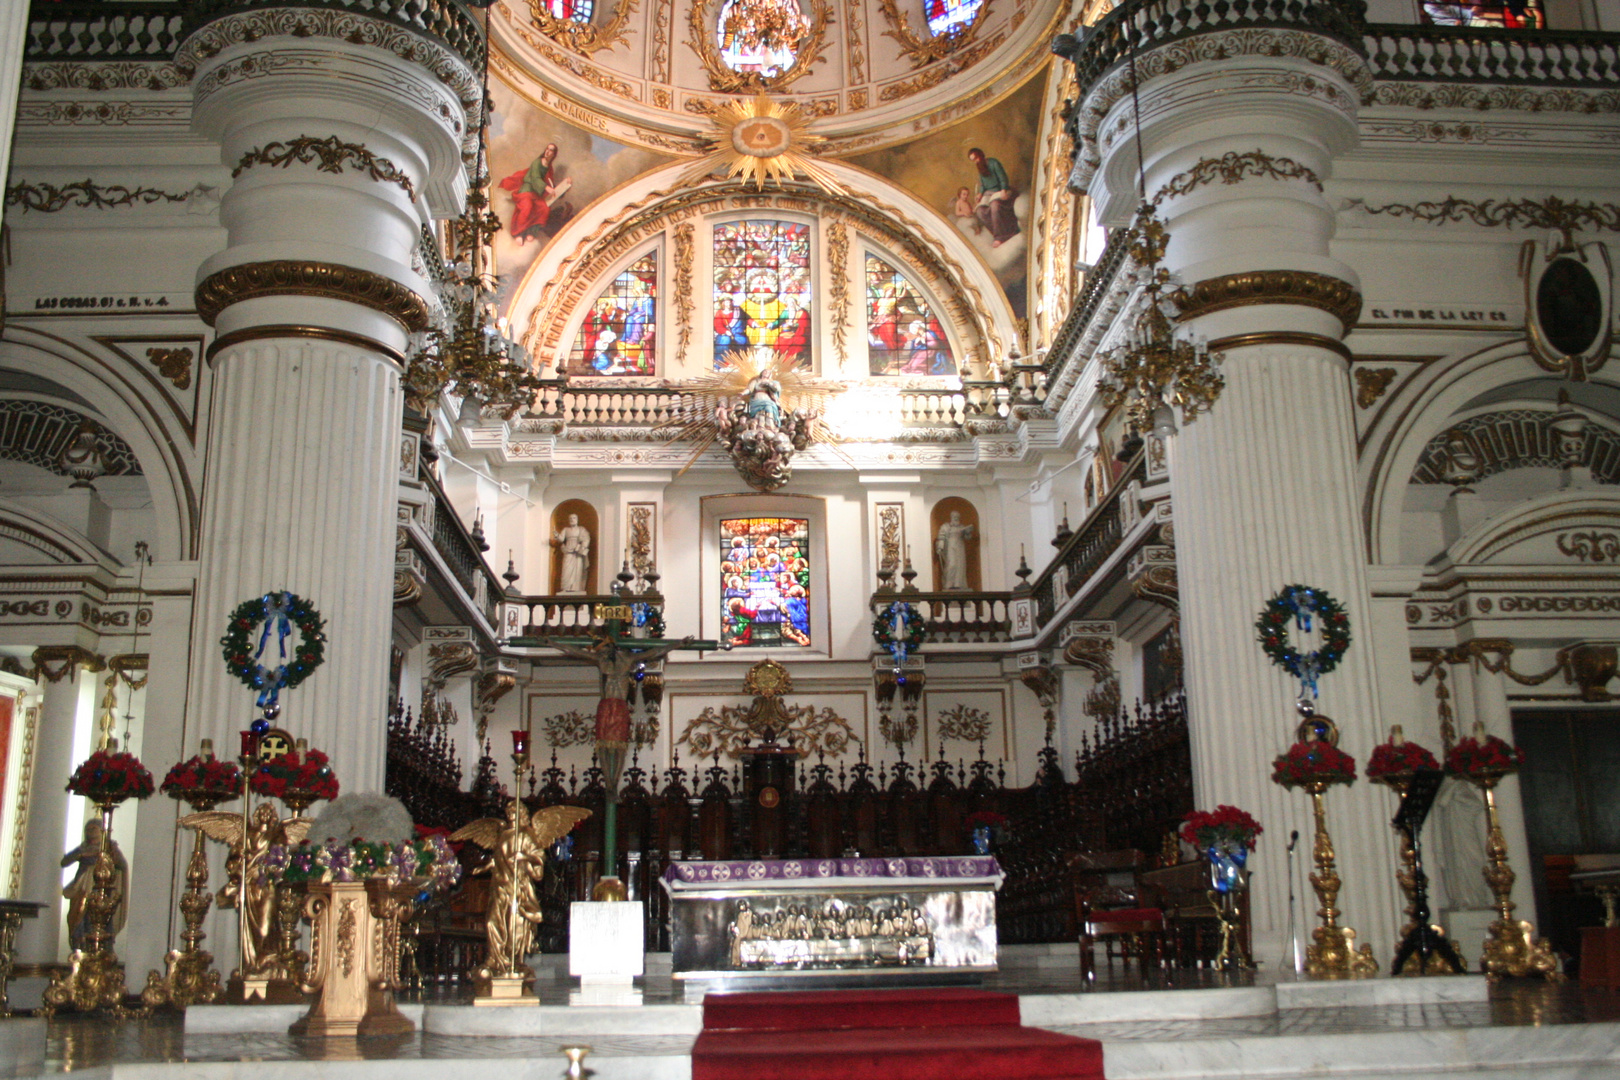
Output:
(1254, 585), (1351, 695)
(220, 592), (326, 706)
(68, 750), (155, 804)
(872, 601), (927, 659)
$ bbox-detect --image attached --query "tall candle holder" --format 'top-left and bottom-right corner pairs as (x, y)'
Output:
(144, 740), (241, 1009)
(1447, 726), (1560, 980)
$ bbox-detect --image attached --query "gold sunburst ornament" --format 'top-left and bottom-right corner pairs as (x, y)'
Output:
(680, 96), (840, 193)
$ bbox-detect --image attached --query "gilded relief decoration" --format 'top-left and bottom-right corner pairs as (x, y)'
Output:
(674, 222), (696, 364)
(677, 659), (862, 758)
(687, 0), (833, 93)
(679, 96), (838, 192)
(527, 0), (641, 56)
(5, 180), (194, 213)
(727, 897), (934, 968)
(230, 135), (417, 201)
(541, 709), (596, 747)
(1557, 531), (1620, 563)
(145, 348), (193, 391)
(1172, 270), (1363, 332)
(652, 0), (675, 81)
(1153, 149), (1323, 205)
(934, 703), (991, 743)
(628, 503), (657, 572)
(1360, 196), (1620, 242)
(1354, 367), (1397, 409)
(844, 0), (869, 86)
(194, 261), (431, 332)
(877, 504), (904, 572)
(876, 0), (989, 68)
(828, 218), (852, 362)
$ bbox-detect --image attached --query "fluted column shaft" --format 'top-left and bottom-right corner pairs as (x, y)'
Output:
(14, 673), (88, 964)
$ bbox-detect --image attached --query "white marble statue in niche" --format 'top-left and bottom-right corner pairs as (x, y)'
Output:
(553, 513), (592, 594)
(935, 510), (975, 591)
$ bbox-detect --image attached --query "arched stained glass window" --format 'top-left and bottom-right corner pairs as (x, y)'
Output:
(548, 0), (595, 22)
(717, 0), (810, 76)
(568, 251), (657, 375)
(925, 0), (982, 36)
(712, 220), (812, 370)
(865, 254), (955, 376)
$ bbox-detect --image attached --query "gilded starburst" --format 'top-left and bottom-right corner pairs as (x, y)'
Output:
(680, 95), (839, 193)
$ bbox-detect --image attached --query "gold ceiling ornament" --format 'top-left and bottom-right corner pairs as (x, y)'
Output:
(678, 95), (840, 194)
(660, 346), (848, 491)
(687, 0), (833, 94)
(526, 0), (640, 56)
(875, 0), (988, 69)
(1097, 207), (1226, 437)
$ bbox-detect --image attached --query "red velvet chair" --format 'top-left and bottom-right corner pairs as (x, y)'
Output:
(1069, 850), (1168, 982)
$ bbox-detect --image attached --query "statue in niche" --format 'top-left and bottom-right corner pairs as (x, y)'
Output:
(552, 513), (591, 594)
(935, 510), (975, 591)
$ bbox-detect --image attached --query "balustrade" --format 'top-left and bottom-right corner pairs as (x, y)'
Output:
(1364, 24), (1620, 85)
(26, 2), (184, 59)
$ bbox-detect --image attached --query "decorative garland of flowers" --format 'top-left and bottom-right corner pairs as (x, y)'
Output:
(161, 755), (242, 799)
(872, 601), (927, 664)
(68, 750), (155, 804)
(1254, 584), (1351, 697)
(249, 750), (339, 803)
(1271, 740), (1358, 789)
(220, 591), (326, 707)
(261, 835), (462, 892)
(632, 602), (666, 640)
(1366, 738), (1441, 780)
(1445, 735), (1525, 780)
(1180, 805), (1263, 852)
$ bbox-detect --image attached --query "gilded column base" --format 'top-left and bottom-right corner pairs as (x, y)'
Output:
(1305, 926), (1379, 978)
(141, 948), (223, 1009)
(226, 972), (306, 1005)
(472, 972), (539, 1007)
(1482, 918), (1562, 981)
(41, 950), (141, 1016)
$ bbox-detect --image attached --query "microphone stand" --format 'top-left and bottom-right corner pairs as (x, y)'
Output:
(1284, 829), (1303, 975)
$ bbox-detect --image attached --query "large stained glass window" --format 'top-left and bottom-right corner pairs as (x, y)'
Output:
(713, 220), (812, 370)
(865, 254), (955, 376)
(547, 0), (594, 20)
(568, 251), (657, 376)
(720, 517), (811, 648)
(1419, 0), (1542, 25)
(717, 0), (810, 76)
(925, 0), (982, 37)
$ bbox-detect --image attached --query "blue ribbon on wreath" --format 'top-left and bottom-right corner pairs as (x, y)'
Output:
(253, 592), (294, 709)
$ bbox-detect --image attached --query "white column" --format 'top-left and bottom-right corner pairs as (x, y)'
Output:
(14, 659), (91, 964)
(0, 0), (27, 232)
(1468, 659), (1538, 923)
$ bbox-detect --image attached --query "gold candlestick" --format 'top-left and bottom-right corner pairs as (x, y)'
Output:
(1302, 783), (1379, 978)
(1476, 773), (1561, 980)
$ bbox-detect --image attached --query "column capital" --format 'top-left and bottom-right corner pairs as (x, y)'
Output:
(31, 645), (103, 684)
(1175, 271), (1362, 337)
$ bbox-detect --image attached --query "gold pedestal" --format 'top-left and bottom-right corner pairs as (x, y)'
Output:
(290, 880), (418, 1036)
(1302, 785), (1379, 979)
(143, 819), (224, 1009)
(473, 973), (539, 1006)
(1476, 777), (1561, 981)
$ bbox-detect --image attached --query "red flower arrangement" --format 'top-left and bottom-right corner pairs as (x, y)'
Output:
(1180, 805), (1263, 851)
(1366, 739), (1441, 780)
(965, 810), (1010, 831)
(1271, 741), (1357, 789)
(161, 755), (243, 799)
(1445, 735), (1525, 781)
(250, 750), (339, 803)
(67, 750), (155, 804)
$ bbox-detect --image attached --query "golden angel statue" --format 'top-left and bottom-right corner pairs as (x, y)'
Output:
(183, 802), (310, 998)
(451, 800), (590, 992)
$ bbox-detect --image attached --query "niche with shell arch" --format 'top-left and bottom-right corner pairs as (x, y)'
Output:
(549, 499), (600, 595)
(929, 496), (981, 591)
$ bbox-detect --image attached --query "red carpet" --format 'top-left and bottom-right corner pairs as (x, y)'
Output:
(691, 988), (1105, 1080)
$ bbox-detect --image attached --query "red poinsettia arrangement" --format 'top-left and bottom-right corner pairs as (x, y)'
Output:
(161, 754), (243, 799)
(965, 810), (1010, 831)
(1445, 735), (1525, 781)
(1366, 738), (1441, 781)
(67, 749), (155, 804)
(1271, 741), (1357, 789)
(1180, 805), (1263, 851)
(249, 749), (339, 802)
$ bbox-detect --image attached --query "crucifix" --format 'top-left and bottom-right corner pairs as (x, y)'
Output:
(534, 603), (719, 898)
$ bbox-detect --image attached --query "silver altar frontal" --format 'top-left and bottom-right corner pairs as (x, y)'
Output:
(659, 857), (1002, 987)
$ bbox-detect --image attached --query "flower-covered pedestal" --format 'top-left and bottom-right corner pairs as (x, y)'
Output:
(43, 748), (154, 1015)
(1272, 714), (1378, 979)
(143, 743), (242, 1009)
(1181, 806), (1262, 971)
(267, 838), (460, 1037)
(1366, 729), (1465, 976)
(1447, 729), (1561, 981)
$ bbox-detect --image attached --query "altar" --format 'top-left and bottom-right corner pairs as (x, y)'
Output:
(660, 856), (1003, 987)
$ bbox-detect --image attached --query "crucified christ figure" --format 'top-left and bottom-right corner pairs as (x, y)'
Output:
(541, 633), (696, 750)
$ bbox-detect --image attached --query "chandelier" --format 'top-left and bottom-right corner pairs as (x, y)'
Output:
(1097, 208), (1225, 436)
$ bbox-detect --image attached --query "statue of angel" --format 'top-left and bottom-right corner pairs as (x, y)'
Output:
(183, 802), (309, 985)
(451, 800), (590, 986)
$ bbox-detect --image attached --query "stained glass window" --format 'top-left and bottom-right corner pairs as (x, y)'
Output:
(568, 252), (657, 376)
(712, 220), (812, 370)
(548, 0), (594, 22)
(1419, 0), (1542, 25)
(720, 517), (811, 648)
(717, 0), (810, 76)
(926, 0), (982, 37)
(865, 254), (955, 376)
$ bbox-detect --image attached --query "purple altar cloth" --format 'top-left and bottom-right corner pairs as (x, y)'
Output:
(661, 856), (1002, 885)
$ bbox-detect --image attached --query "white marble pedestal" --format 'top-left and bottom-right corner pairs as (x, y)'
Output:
(570, 901), (644, 999)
